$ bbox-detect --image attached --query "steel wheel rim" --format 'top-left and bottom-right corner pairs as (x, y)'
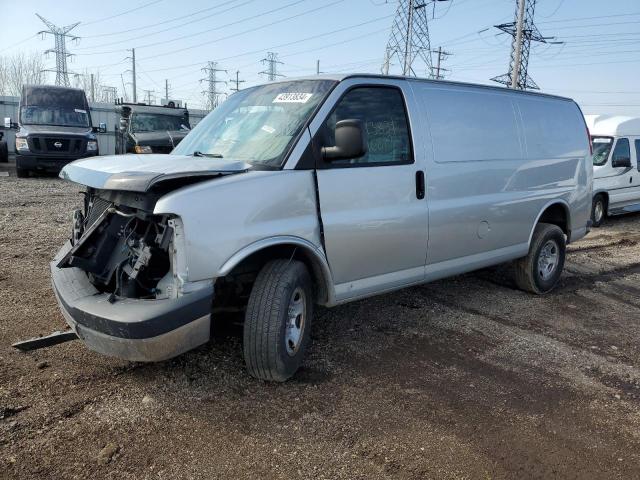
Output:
(538, 239), (559, 281)
(285, 287), (306, 356)
(594, 201), (604, 223)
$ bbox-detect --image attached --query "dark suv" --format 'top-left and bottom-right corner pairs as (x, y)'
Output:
(10, 85), (105, 177)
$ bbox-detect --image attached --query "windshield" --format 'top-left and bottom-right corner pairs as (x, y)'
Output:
(592, 136), (614, 166)
(173, 80), (336, 167)
(20, 106), (89, 128)
(131, 113), (190, 133)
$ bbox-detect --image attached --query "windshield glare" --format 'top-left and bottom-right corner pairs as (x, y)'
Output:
(592, 136), (613, 166)
(131, 113), (189, 133)
(173, 80), (336, 167)
(20, 106), (89, 128)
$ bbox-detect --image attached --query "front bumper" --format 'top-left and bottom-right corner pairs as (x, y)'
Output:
(50, 241), (213, 362)
(17, 152), (98, 172)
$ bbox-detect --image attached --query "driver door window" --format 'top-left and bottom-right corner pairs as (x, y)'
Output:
(612, 138), (630, 166)
(321, 87), (412, 167)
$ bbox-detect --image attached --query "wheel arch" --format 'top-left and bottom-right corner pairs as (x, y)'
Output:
(528, 200), (571, 246)
(218, 236), (335, 306)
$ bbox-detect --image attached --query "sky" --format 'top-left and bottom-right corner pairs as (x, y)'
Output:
(0, 0), (638, 114)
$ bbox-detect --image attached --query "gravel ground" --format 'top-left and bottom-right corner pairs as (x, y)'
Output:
(1, 163), (640, 479)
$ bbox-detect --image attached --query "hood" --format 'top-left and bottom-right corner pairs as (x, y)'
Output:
(20, 125), (93, 137)
(131, 130), (189, 147)
(60, 154), (251, 192)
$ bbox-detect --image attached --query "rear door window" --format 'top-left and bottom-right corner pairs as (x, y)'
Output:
(635, 140), (640, 171)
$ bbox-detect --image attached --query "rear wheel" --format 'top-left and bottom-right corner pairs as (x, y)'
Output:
(591, 194), (606, 227)
(514, 223), (566, 294)
(243, 259), (313, 382)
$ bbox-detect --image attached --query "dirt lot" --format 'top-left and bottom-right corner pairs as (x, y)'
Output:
(1, 165), (640, 479)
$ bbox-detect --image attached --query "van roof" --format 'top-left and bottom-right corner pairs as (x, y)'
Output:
(584, 115), (640, 137)
(259, 73), (575, 103)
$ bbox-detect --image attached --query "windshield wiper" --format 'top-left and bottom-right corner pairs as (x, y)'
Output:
(193, 151), (223, 158)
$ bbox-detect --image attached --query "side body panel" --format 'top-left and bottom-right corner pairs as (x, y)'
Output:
(408, 80), (591, 281)
(154, 169), (323, 284)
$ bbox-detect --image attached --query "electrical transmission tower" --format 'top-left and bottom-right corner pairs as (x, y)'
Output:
(490, 0), (554, 90)
(382, 0), (449, 77)
(201, 61), (226, 110)
(260, 52), (284, 81)
(36, 14), (80, 86)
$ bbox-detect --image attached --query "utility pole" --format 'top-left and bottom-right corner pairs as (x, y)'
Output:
(382, 0), (449, 77)
(142, 89), (155, 105)
(200, 61), (226, 110)
(36, 14), (80, 86)
(491, 0), (558, 90)
(165, 79), (170, 100)
(260, 52), (284, 81)
(230, 70), (245, 92)
(432, 46), (451, 80)
(120, 74), (129, 102)
(316, 60), (321, 75)
(125, 48), (137, 102)
(90, 73), (95, 102)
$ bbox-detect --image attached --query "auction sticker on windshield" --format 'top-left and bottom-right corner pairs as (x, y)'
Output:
(273, 93), (313, 104)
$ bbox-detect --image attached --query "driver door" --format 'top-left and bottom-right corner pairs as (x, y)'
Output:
(312, 81), (428, 302)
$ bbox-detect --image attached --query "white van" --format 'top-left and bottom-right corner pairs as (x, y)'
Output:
(585, 115), (640, 226)
(51, 75), (592, 381)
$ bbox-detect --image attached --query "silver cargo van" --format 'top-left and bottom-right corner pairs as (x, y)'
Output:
(51, 75), (592, 381)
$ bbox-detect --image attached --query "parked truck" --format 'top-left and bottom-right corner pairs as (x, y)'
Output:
(115, 101), (190, 154)
(6, 85), (105, 177)
(51, 75), (592, 381)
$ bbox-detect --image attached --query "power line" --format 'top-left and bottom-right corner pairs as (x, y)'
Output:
(75, 0), (254, 52)
(432, 46), (452, 80)
(78, 0), (164, 28)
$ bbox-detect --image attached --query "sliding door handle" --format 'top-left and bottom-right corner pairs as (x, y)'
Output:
(415, 170), (425, 200)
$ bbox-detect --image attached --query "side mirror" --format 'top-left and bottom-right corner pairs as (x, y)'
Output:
(98, 122), (107, 133)
(4, 117), (17, 129)
(612, 156), (631, 168)
(119, 118), (128, 132)
(322, 119), (367, 161)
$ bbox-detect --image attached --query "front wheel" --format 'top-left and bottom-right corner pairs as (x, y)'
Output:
(514, 223), (566, 294)
(243, 259), (314, 382)
(591, 195), (606, 227)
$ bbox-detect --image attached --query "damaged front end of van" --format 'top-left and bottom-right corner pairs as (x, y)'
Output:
(50, 155), (247, 361)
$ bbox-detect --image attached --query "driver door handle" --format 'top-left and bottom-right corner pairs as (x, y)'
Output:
(416, 170), (425, 200)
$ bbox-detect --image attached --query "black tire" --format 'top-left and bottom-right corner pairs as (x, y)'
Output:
(591, 194), (606, 228)
(0, 142), (8, 163)
(514, 223), (566, 294)
(243, 259), (314, 382)
(15, 168), (29, 178)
